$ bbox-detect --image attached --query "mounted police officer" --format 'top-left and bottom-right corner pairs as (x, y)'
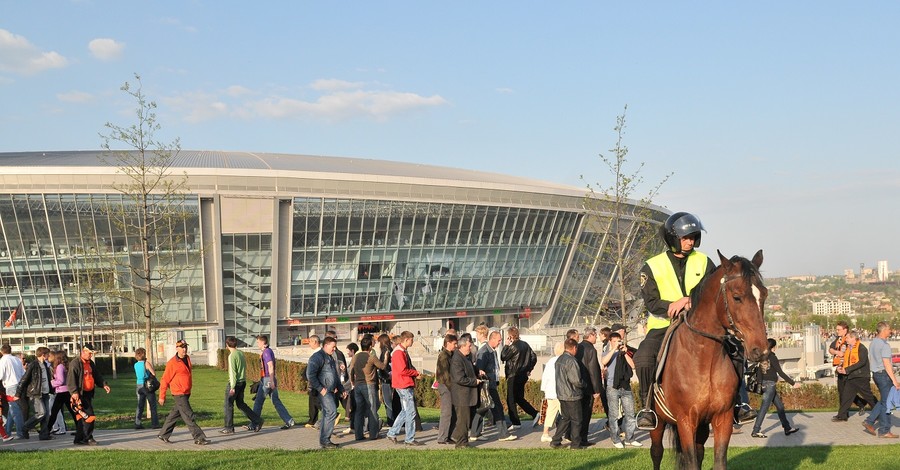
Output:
(634, 212), (717, 429)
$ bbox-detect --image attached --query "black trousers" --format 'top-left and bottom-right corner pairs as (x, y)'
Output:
(507, 374), (538, 425)
(551, 399), (583, 448)
(49, 391), (76, 432)
(224, 381), (261, 430)
(837, 373), (870, 413)
(837, 376), (878, 419)
(159, 394), (206, 441)
(306, 390), (321, 425)
(634, 328), (666, 408)
(579, 393), (593, 444)
(73, 390), (95, 443)
(451, 403), (472, 448)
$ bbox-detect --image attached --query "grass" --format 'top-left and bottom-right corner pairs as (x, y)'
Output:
(1, 446), (898, 470)
(94, 365), (440, 429)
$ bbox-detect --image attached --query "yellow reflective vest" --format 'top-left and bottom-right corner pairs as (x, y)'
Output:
(645, 250), (709, 331)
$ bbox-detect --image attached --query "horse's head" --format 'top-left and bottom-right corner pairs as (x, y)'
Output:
(716, 249), (769, 362)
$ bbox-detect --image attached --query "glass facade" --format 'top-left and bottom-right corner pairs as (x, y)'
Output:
(289, 198), (579, 319)
(0, 194), (204, 343)
(222, 233), (273, 346)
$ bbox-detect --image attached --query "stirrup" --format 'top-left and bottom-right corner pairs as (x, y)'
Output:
(637, 409), (658, 430)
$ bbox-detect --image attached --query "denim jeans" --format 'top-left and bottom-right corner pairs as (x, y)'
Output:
(4, 385), (25, 438)
(136, 384), (159, 427)
(353, 384), (380, 440)
(379, 381), (394, 424)
(387, 387), (417, 443)
(606, 387), (637, 444)
(252, 377), (294, 426)
(866, 371), (895, 435)
(319, 391), (338, 446)
(23, 393), (50, 436)
(752, 380), (792, 434)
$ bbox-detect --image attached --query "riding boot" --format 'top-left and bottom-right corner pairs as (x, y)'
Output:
(636, 409), (657, 430)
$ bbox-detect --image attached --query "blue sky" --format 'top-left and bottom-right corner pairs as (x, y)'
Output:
(2, 1), (898, 278)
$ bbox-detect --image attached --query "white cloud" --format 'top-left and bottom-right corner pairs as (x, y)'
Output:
(0, 28), (69, 75)
(495, 87), (515, 94)
(163, 80), (449, 123)
(159, 17), (198, 33)
(57, 91), (94, 103)
(88, 38), (125, 61)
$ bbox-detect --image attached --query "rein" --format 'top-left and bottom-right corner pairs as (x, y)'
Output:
(682, 271), (759, 344)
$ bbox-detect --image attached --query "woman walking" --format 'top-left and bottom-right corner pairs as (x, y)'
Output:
(134, 348), (159, 429)
(48, 350), (75, 435)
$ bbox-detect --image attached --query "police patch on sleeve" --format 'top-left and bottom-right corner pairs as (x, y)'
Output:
(640, 272), (648, 288)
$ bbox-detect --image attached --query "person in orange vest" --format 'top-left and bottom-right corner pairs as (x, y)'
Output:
(829, 321), (871, 416)
(833, 331), (878, 422)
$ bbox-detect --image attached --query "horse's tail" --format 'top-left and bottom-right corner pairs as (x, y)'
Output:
(668, 423), (686, 469)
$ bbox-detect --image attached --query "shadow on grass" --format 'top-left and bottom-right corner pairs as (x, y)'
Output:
(729, 445), (831, 470)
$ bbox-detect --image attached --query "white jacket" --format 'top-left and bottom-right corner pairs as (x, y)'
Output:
(540, 355), (559, 400)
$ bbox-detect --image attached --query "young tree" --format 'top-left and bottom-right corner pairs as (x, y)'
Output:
(569, 106), (671, 328)
(100, 74), (191, 365)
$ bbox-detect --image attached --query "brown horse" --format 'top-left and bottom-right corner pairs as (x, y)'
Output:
(649, 250), (769, 470)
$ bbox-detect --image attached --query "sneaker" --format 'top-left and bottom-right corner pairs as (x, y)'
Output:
(751, 432), (767, 438)
(320, 442), (339, 449)
(53, 430), (67, 435)
(219, 429), (235, 435)
(280, 423), (293, 430)
(386, 435), (399, 444)
(613, 441), (625, 449)
(628, 440), (643, 447)
(736, 407), (757, 425)
(2, 436), (13, 442)
(468, 436), (486, 442)
(194, 438), (211, 445)
(157, 436), (171, 444)
(499, 435), (517, 442)
(507, 424), (521, 431)
(540, 434), (552, 443)
(243, 424), (254, 431)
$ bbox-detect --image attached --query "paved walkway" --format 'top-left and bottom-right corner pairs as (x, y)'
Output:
(3, 411), (896, 452)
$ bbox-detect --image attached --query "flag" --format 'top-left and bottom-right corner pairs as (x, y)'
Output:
(4, 301), (22, 328)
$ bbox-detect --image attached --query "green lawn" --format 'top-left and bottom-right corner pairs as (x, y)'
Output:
(94, 366), (440, 429)
(1, 446), (897, 470)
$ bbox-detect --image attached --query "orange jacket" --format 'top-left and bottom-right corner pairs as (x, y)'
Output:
(832, 336), (847, 366)
(159, 355), (193, 397)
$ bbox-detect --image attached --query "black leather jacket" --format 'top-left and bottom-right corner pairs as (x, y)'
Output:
(501, 339), (536, 377)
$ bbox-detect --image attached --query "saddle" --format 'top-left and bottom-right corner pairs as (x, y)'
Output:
(649, 315), (685, 423)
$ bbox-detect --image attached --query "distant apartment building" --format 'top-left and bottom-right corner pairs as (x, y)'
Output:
(877, 260), (889, 282)
(844, 269), (855, 280)
(812, 299), (852, 316)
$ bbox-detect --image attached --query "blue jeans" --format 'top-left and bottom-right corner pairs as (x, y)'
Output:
(387, 387), (417, 443)
(379, 381), (394, 424)
(752, 380), (792, 434)
(606, 387), (637, 444)
(353, 384), (380, 440)
(319, 391), (338, 446)
(866, 371), (895, 435)
(252, 377), (294, 426)
(5, 385), (25, 438)
(135, 384), (159, 427)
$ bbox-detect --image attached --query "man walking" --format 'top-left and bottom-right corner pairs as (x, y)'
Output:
(348, 334), (386, 440)
(304, 335), (322, 428)
(252, 335), (295, 430)
(863, 322), (900, 438)
(16, 347), (53, 440)
(476, 330), (516, 441)
(222, 336), (263, 434)
(435, 334), (458, 444)
(157, 340), (209, 445)
(450, 335), (482, 448)
(829, 322), (872, 416)
(550, 339), (585, 449)
(307, 336), (346, 449)
(575, 326), (602, 446)
(0, 343), (26, 439)
(66, 344), (110, 446)
(386, 331), (423, 446)
(833, 332), (877, 422)
(601, 332), (641, 448)
(501, 326), (538, 429)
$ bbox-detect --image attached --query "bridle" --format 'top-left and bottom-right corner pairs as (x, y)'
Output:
(683, 269), (763, 344)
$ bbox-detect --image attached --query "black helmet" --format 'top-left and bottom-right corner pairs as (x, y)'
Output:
(661, 212), (705, 254)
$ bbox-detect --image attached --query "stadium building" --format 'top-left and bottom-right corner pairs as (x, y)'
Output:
(0, 151), (666, 357)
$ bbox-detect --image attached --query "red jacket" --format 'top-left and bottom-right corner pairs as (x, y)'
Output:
(159, 355), (193, 397)
(390, 346), (419, 389)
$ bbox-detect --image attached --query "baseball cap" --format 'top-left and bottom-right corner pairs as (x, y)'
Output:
(175, 339), (189, 348)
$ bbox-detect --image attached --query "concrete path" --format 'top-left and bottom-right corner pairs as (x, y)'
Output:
(3, 411), (896, 452)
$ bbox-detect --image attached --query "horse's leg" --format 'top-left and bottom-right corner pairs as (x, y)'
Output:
(649, 423), (665, 470)
(711, 412), (734, 470)
(676, 422), (700, 470)
(695, 422), (710, 468)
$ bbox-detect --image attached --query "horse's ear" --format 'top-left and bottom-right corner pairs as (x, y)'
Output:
(717, 250), (731, 269)
(751, 250), (764, 269)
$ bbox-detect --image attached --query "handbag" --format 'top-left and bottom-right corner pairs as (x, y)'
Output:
(538, 398), (548, 425)
(478, 384), (494, 413)
(144, 374), (160, 393)
(745, 362), (763, 395)
(250, 381), (260, 395)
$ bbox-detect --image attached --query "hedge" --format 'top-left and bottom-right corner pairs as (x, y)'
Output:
(215, 349), (877, 415)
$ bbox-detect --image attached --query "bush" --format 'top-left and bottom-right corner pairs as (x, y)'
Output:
(216, 349), (308, 392)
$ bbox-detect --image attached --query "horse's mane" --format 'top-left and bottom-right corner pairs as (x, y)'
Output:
(688, 255), (763, 309)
